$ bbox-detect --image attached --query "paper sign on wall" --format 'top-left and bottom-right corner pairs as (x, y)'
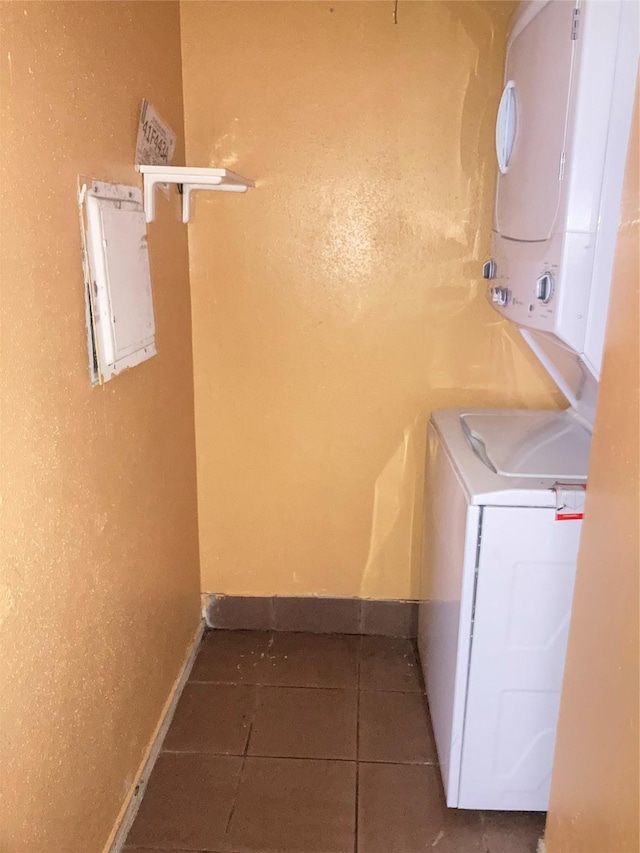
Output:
(135, 99), (176, 167)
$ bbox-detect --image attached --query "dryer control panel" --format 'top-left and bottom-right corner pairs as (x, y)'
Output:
(486, 229), (595, 353)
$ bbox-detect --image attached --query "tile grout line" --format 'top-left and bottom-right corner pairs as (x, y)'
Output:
(221, 754), (244, 845)
(224, 677), (262, 846)
(220, 684), (259, 846)
(188, 678), (420, 693)
(188, 680), (361, 690)
(242, 684), (258, 758)
(160, 749), (436, 766)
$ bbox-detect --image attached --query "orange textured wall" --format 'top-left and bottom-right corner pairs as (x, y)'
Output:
(544, 94), (639, 853)
(181, 0), (561, 600)
(0, 3), (201, 851)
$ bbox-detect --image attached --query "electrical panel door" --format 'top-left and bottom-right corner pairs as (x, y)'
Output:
(82, 181), (156, 384)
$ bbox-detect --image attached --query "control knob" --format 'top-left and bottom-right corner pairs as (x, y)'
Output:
(491, 286), (510, 307)
(535, 272), (554, 304)
(483, 259), (497, 279)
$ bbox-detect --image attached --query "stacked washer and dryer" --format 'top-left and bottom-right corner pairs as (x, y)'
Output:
(418, 0), (638, 812)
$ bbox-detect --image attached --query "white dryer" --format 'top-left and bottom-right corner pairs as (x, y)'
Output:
(418, 408), (587, 811)
(486, 0), (638, 380)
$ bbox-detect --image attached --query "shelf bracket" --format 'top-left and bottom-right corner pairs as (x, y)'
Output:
(138, 165), (255, 223)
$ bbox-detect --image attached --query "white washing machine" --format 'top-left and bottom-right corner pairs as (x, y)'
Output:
(418, 408), (587, 811)
(417, 0), (638, 812)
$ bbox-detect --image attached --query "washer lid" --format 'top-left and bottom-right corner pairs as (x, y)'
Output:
(460, 410), (591, 479)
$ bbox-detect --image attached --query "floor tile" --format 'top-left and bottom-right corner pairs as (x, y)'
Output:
(163, 682), (255, 755)
(357, 763), (483, 853)
(261, 632), (359, 688)
(227, 756), (356, 853)
(248, 686), (357, 760)
(358, 690), (437, 764)
(125, 752), (242, 851)
(189, 630), (271, 684)
(125, 631), (539, 853)
(481, 810), (546, 853)
(359, 636), (423, 692)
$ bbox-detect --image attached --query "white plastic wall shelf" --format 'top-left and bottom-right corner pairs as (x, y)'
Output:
(138, 165), (255, 223)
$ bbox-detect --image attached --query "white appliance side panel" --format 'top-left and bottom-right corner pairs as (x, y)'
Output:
(582, 0), (639, 379)
(458, 506), (581, 811)
(418, 424), (480, 807)
(495, 0), (577, 242)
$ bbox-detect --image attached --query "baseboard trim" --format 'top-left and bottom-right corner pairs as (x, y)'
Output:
(201, 594), (419, 638)
(105, 619), (205, 853)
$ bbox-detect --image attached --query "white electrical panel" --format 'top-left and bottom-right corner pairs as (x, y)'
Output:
(80, 181), (156, 384)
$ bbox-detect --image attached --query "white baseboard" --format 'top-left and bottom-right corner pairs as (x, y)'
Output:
(537, 838), (548, 853)
(105, 619), (205, 853)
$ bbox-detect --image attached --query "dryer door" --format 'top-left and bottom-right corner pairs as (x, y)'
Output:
(495, 1), (578, 242)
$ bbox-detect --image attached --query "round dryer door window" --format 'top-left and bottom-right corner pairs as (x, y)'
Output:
(494, 1), (578, 243)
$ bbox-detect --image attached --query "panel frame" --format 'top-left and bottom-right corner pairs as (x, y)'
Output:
(81, 181), (156, 384)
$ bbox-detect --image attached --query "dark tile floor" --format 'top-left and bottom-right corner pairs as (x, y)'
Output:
(124, 631), (545, 853)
